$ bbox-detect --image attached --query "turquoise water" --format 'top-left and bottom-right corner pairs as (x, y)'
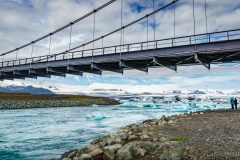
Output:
(0, 99), (229, 160)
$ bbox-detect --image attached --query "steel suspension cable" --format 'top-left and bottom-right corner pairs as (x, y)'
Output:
(82, 45), (84, 57)
(123, 28), (125, 51)
(1, 0), (117, 57)
(68, 24), (73, 64)
(92, 11), (96, 61)
(147, 16), (149, 49)
(192, 0), (197, 50)
(69, 24), (73, 50)
(204, 0), (208, 34)
(14, 49), (18, 67)
(30, 43), (34, 68)
(48, 34), (52, 65)
(102, 37), (104, 54)
(15, 49), (18, 60)
(174, 2), (176, 46)
(36, 0), (178, 61)
(153, 0), (156, 54)
(1, 55), (4, 68)
(120, 0), (123, 60)
(64, 1), (178, 53)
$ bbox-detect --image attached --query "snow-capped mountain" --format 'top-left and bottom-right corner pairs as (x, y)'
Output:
(45, 86), (59, 92)
(162, 89), (228, 95)
(188, 90), (206, 94)
(162, 90), (182, 94)
(0, 80), (237, 96)
(0, 83), (53, 94)
(93, 89), (123, 92)
(205, 89), (224, 94)
(230, 90), (240, 95)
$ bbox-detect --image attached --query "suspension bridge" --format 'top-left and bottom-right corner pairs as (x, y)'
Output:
(1, 0), (240, 81)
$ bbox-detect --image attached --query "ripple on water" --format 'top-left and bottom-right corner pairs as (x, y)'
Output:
(0, 101), (229, 159)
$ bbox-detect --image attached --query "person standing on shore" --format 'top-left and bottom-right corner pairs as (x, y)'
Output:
(230, 97), (234, 109)
(234, 98), (238, 109)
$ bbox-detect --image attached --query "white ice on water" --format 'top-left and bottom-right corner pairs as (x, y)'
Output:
(124, 96), (223, 112)
(86, 96), (230, 121)
(86, 113), (107, 120)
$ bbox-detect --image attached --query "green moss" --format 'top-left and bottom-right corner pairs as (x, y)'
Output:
(171, 136), (188, 141)
(0, 92), (109, 101)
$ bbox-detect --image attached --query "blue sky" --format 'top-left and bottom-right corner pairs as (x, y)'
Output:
(0, 0), (240, 93)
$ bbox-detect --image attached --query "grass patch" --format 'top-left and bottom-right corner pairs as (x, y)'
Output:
(0, 92), (103, 101)
(171, 136), (188, 141)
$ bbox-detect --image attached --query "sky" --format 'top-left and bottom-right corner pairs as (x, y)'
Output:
(0, 0), (240, 93)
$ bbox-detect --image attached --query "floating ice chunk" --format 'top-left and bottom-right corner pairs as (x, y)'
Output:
(171, 108), (188, 112)
(129, 98), (139, 102)
(189, 102), (198, 108)
(86, 113), (107, 120)
(93, 114), (107, 120)
(181, 99), (189, 104)
(86, 114), (93, 119)
(143, 104), (153, 108)
(120, 105), (140, 108)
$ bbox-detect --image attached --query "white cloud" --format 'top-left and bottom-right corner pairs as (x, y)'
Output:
(74, 76), (80, 82)
(0, 0), (240, 92)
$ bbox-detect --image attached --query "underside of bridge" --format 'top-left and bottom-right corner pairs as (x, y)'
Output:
(1, 39), (240, 81)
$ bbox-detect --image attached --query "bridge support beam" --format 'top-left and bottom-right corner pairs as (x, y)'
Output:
(153, 57), (177, 71)
(29, 69), (66, 77)
(67, 65), (102, 75)
(0, 71), (37, 79)
(91, 63), (123, 74)
(0, 77), (14, 81)
(194, 53), (210, 69)
(13, 71), (37, 79)
(47, 67), (83, 76)
(0, 72), (13, 77)
(15, 70), (48, 78)
(0, 72), (28, 80)
(211, 51), (240, 63)
(119, 60), (148, 72)
(26, 70), (51, 78)
(0, 74), (25, 80)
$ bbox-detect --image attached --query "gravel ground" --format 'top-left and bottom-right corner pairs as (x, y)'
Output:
(61, 109), (240, 160)
(156, 109), (240, 160)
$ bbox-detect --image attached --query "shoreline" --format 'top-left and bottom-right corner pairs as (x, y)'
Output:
(0, 92), (120, 109)
(0, 100), (120, 110)
(61, 109), (240, 160)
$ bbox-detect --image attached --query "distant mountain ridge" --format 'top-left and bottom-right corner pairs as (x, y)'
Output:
(0, 82), (239, 95)
(0, 83), (53, 94)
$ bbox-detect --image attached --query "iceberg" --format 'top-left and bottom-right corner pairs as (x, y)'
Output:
(93, 114), (107, 120)
(85, 113), (107, 120)
(86, 114), (93, 119)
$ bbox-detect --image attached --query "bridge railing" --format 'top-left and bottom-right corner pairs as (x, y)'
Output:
(1, 29), (240, 68)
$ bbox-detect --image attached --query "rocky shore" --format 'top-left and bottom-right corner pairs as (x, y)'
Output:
(0, 99), (119, 109)
(61, 109), (240, 160)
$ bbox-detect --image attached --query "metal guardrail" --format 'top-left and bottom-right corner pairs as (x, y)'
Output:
(1, 29), (240, 68)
